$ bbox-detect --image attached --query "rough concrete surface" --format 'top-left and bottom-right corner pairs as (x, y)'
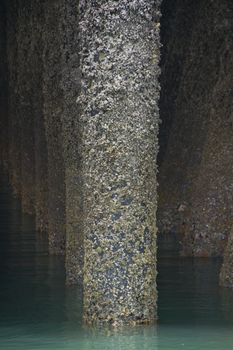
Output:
(79, 0), (161, 325)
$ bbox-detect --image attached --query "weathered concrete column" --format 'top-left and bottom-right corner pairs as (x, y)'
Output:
(6, 0), (21, 196)
(42, 1), (66, 254)
(32, 0), (49, 233)
(79, 1), (161, 325)
(60, 0), (83, 284)
(18, 1), (35, 214)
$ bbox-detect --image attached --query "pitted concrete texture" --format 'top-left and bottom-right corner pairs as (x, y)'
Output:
(79, 0), (161, 325)
(42, 0), (66, 254)
(158, 0), (233, 257)
(18, 0), (35, 215)
(59, 0), (83, 284)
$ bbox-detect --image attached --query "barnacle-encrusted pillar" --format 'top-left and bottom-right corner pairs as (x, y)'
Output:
(32, 0), (49, 233)
(60, 0), (83, 284)
(43, 1), (66, 254)
(18, 1), (35, 215)
(79, 1), (161, 325)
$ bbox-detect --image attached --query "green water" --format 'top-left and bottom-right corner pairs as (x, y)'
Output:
(1, 175), (233, 350)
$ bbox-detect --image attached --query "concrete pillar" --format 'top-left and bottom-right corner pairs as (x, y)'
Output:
(42, 1), (66, 254)
(18, 1), (35, 214)
(32, 0), (49, 233)
(60, 0), (83, 284)
(79, 1), (161, 325)
(6, 0), (21, 196)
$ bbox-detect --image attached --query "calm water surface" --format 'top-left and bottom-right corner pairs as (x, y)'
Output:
(1, 173), (233, 350)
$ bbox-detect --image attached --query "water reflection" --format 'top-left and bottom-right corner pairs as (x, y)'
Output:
(220, 286), (233, 323)
(1, 171), (233, 349)
(157, 257), (226, 326)
(79, 326), (158, 350)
